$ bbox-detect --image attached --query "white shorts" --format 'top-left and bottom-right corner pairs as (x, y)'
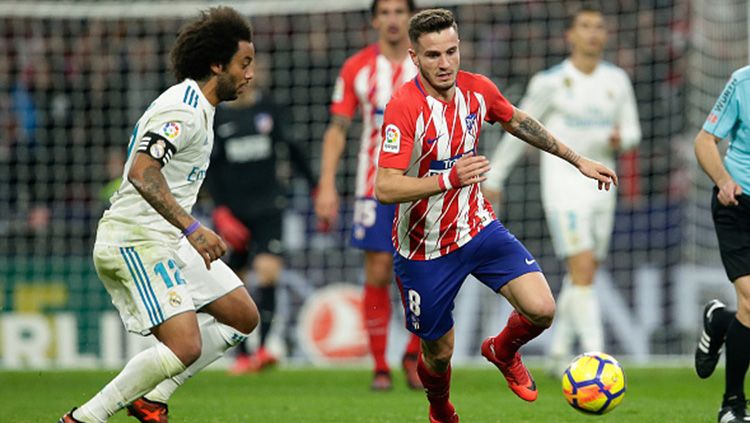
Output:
(93, 237), (243, 335)
(545, 207), (615, 260)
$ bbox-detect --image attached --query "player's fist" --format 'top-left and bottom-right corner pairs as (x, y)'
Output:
(314, 183), (339, 228)
(187, 225), (227, 270)
(453, 154), (490, 187)
(717, 177), (742, 206)
(576, 157), (618, 191)
(212, 206), (250, 251)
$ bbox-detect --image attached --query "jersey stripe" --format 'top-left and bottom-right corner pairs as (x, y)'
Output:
(129, 247), (165, 323)
(120, 247), (159, 326)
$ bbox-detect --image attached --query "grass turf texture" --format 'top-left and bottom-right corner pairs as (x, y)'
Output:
(5, 366), (723, 422)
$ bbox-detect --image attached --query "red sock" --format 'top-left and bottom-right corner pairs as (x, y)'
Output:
(363, 284), (391, 373)
(405, 333), (421, 356)
(492, 310), (545, 362)
(417, 354), (454, 418)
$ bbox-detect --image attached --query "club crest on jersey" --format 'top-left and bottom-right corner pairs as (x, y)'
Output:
(465, 112), (478, 138)
(383, 124), (401, 153)
(168, 291), (182, 307)
(255, 113), (274, 134)
(160, 122), (181, 140)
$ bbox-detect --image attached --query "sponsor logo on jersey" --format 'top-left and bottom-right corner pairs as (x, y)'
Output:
(427, 148), (475, 175)
(714, 77), (737, 114)
(254, 113), (274, 134)
(160, 122), (181, 140)
(187, 165), (208, 183)
(383, 124), (401, 153)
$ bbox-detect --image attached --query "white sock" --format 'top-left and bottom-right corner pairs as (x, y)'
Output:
(145, 315), (249, 404)
(569, 284), (604, 352)
(549, 276), (574, 360)
(73, 342), (185, 423)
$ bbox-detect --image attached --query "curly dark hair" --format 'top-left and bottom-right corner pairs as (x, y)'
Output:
(170, 6), (253, 82)
(408, 8), (457, 46)
(370, 0), (416, 17)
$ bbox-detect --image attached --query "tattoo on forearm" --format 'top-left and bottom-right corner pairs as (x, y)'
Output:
(134, 165), (192, 230)
(513, 117), (580, 165)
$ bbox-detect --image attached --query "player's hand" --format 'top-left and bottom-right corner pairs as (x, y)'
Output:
(717, 177), (742, 206)
(314, 183), (339, 229)
(212, 206), (250, 251)
(187, 226), (227, 270)
(453, 154), (491, 187)
(577, 157), (618, 191)
(609, 126), (621, 151)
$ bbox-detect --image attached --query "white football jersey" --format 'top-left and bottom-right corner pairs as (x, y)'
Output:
(98, 79), (215, 244)
(486, 60), (641, 210)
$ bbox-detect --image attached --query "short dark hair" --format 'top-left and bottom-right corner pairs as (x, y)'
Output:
(370, 0), (416, 17)
(567, 3), (603, 29)
(170, 6), (253, 82)
(408, 8), (457, 45)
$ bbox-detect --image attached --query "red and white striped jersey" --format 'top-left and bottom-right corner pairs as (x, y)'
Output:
(379, 71), (515, 260)
(330, 44), (417, 198)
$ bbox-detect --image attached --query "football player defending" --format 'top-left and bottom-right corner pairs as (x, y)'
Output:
(60, 7), (258, 423)
(484, 5), (641, 374)
(376, 9), (617, 422)
(315, 0), (422, 390)
(694, 65), (750, 423)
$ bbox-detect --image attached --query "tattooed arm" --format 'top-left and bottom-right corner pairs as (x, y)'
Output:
(128, 152), (227, 269)
(500, 107), (618, 190)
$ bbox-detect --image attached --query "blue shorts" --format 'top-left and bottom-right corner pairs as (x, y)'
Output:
(393, 221), (542, 341)
(350, 197), (395, 253)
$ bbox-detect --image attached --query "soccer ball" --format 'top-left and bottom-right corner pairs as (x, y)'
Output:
(562, 352), (626, 415)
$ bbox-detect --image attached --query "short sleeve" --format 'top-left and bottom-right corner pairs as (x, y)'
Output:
(142, 107), (194, 153)
(478, 75), (514, 124)
(378, 100), (415, 170)
(703, 75), (740, 139)
(329, 59), (359, 119)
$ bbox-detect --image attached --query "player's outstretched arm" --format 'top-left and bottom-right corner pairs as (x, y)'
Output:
(695, 129), (742, 206)
(501, 107), (618, 191)
(128, 153), (227, 269)
(375, 155), (490, 204)
(315, 115), (350, 225)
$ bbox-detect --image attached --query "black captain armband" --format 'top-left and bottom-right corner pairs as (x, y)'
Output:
(137, 131), (177, 166)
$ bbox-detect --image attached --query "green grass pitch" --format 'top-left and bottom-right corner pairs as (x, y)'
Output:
(4, 366), (724, 422)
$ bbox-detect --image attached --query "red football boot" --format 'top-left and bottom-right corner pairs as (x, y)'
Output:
(428, 403), (460, 423)
(481, 336), (537, 402)
(126, 397), (169, 423)
(370, 370), (393, 391)
(58, 408), (83, 423)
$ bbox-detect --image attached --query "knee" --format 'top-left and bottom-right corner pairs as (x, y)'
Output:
(424, 350), (452, 373)
(173, 337), (202, 366)
(365, 254), (393, 286)
(524, 299), (556, 329)
(253, 255), (282, 286)
(238, 303), (260, 334)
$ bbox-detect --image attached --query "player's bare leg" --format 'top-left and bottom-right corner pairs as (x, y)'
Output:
(134, 288), (258, 419)
(67, 313), (199, 423)
(482, 272), (555, 402)
(419, 329), (459, 423)
(548, 250), (600, 375)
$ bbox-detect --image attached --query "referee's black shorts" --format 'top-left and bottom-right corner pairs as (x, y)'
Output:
(712, 186), (750, 282)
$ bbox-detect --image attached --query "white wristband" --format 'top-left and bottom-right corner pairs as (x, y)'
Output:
(441, 172), (453, 191)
